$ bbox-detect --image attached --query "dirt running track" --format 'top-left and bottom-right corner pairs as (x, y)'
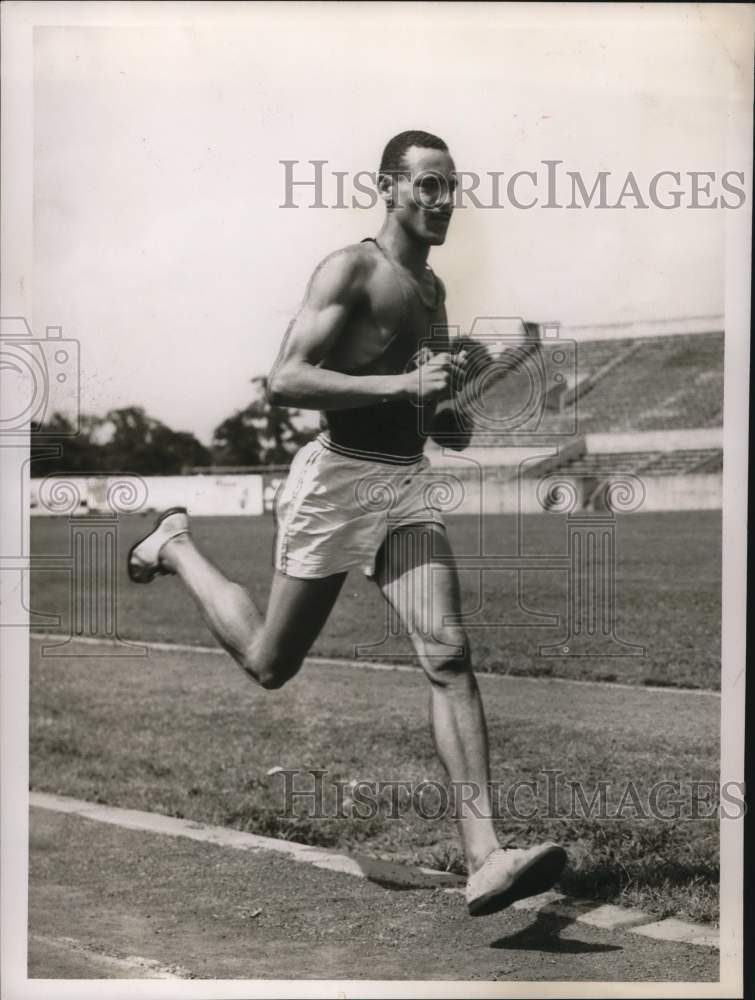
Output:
(28, 807), (718, 983)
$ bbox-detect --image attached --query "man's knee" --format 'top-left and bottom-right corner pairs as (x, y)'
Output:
(258, 668), (292, 691)
(244, 646), (301, 690)
(417, 628), (471, 686)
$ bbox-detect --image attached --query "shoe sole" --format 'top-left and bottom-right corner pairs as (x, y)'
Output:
(127, 506), (188, 584)
(467, 845), (567, 917)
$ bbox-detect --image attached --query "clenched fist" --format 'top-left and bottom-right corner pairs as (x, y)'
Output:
(400, 349), (468, 404)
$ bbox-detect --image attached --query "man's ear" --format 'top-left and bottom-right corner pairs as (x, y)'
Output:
(377, 170), (405, 208)
(377, 172), (394, 207)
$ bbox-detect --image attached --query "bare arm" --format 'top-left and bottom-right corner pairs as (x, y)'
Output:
(267, 251), (398, 410)
(267, 249), (461, 411)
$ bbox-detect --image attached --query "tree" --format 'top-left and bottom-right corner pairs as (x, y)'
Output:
(30, 412), (109, 476)
(30, 407), (211, 475)
(29, 383), (310, 477)
(101, 406), (211, 473)
(150, 427), (212, 472)
(211, 376), (316, 467)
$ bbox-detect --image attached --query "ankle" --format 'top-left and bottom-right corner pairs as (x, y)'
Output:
(159, 532), (190, 571)
(466, 843), (501, 876)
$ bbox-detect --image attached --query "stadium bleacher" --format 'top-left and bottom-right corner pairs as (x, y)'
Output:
(573, 331), (723, 433)
(468, 330), (724, 445)
(458, 327), (724, 507)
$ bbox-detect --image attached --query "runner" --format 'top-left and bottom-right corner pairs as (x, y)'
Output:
(128, 130), (567, 916)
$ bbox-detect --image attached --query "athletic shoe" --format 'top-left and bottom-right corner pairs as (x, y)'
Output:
(127, 507), (190, 584)
(466, 843), (567, 917)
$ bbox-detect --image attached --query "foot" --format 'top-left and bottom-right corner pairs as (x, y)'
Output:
(127, 507), (190, 584)
(466, 843), (567, 917)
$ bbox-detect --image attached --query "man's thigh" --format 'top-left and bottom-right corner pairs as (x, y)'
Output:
(254, 569), (347, 664)
(373, 522), (465, 655)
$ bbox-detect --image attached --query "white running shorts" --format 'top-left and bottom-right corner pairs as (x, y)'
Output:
(273, 434), (447, 579)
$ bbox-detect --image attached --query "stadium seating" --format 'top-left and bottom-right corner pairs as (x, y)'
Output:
(468, 330), (723, 442)
(573, 332), (723, 433)
(459, 329), (724, 503)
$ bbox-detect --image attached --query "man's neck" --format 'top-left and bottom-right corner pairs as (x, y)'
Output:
(375, 219), (430, 279)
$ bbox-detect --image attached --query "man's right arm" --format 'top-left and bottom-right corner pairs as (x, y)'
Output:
(267, 249), (455, 411)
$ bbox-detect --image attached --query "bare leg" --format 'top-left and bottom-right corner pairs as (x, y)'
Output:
(161, 534), (346, 688)
(374, 523), (500, 873)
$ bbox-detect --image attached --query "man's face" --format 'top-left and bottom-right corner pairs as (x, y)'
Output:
(387, 146), (457, 246)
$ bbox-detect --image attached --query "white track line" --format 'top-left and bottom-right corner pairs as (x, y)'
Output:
(629, 917), (719, 949)
(31, 792), (718, 947)
(30, 791), (464, 891)
(30, 633), (720, 698)
(29, 933), (191, 979)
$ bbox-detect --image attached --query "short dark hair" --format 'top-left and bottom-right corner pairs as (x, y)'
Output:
(379, 130), (449, 177)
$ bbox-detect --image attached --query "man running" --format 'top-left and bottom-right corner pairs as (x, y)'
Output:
(128, 130), (567, 916)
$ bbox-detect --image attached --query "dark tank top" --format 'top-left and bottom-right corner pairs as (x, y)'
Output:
(319, 238), (449, 464)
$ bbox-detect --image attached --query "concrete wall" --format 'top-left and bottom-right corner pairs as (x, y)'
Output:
(585, 428), (723, 453)
(634, 474), (722, 512)
(424, 443), (558, 468)
(31, 474), (264, 517)
(425, 429), (721, 468)
(30, 465), (721, 519)
(418, 465), (721, 515)
(561, 316), (724, 342)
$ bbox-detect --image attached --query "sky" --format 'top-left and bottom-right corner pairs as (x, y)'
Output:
(32, 3), (752, 444)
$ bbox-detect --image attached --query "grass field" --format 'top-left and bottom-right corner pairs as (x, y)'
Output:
(30, 642), (720, 927)
(30, 510), (722, 689)
(28, 510), (722, 926)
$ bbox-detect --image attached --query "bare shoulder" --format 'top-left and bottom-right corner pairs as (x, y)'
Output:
(305, 242), (379, 302)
